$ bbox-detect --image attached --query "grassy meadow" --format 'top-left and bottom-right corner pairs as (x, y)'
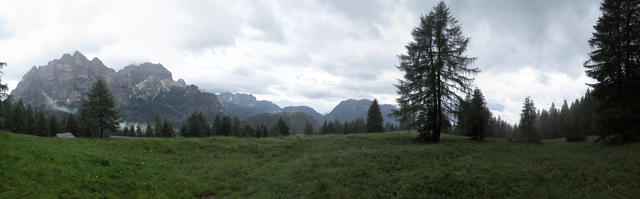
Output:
(1, 130), (639, 198)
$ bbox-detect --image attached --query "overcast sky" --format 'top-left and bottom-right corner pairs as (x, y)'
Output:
(0, 0), (601, 123)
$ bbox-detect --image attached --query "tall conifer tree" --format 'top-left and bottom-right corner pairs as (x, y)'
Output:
(395, 1), (478, 142)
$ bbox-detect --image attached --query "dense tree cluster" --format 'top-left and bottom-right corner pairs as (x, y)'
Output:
(584, 0), (640, 142)
(535, 91), (595, 141)
(519, 97), (539, 142)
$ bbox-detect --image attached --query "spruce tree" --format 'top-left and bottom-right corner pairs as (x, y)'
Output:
(64, 114), (79, 136)
(584, 0), (640, 142)
(48, 115), (60, 136)
(135, 124), (143, 137)
(366, 99), (384, 133)
(80, 78), (120, 138)
(277, 117), (290, 136)
(465, 88), (491, 140)
(35, 110), (48, 136)
(395, 1), (478, 143)
(304, 121), (314, 134)
(519, 97), (539, 142)
(9, 100), (26, 133)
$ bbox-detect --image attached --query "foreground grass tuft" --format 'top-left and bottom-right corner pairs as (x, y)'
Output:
(1, 130), (639, 198)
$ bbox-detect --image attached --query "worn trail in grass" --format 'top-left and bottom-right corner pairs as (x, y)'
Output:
(1, 130), (639, 198)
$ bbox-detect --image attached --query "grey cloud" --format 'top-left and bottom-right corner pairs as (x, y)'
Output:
(249, 1), (286, 43)
(405, 0), (599, 77)
(0, 17), (12, 39)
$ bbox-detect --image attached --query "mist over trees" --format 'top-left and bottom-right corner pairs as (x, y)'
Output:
(395, 2), (479, 143)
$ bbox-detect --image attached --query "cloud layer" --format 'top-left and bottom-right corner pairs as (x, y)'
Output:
(0, 0), (601, 122)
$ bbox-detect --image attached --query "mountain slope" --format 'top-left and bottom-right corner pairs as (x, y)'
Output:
(10, 51), (223, 124)
(282, 105), (324, 124)
(325, 99), (398, 125)
(216, 92), (281, 119)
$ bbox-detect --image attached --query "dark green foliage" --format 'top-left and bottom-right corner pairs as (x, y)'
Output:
(366, 99), (384, 133)
(25, 105), (36, 135)
(232, 117), (241, 136)
(584, 0), (640, 142)
(48, 114), (61, 136)
(160, 120), (175, 137)
(458, 88), (491, 140)
(519, 97), (539, 142)
(304, 121), (314, 134)
(212, 114), (222, 136)
(241, 112), (318, 133)
(395, 1), (478, 143)
(64, 115), (79, 136)
(277, 117), (290, 136)
(154, 115), (162, 137)
(35, 110), (48, 137)
(183, 112), (209, 137)
(146, 122), (154, 137)
(80, 78), (120, 138)
(135, 124), (143, 137)
(9, 100), (26, 133)
(221, 116), (232, 136)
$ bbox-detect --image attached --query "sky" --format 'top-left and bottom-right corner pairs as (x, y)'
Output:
(0, 0), (601, 123)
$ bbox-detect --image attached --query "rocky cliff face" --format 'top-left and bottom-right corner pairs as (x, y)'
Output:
(216, 92), (282, 119)
(10, 51), (223, 123)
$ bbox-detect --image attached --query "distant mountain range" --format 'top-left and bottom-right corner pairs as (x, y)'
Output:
(10, 51), (398, 129)
(10, 51), (223, 124)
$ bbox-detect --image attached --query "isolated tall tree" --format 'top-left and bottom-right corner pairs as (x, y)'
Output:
(395, 1), (478, 143)
(584, 0), (640, 142)
(519, 97), (538, 142)
(80, 78), (120, 138)
(366, 99), (384, 132)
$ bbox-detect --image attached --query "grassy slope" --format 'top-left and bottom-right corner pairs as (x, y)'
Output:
(1, 130), (639, 198)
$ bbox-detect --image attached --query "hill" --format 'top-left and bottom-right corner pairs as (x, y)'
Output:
(325, 99), (398, 125)
(282, 105), (325, 124)
(240, 112), (318, 133)
(1, 131), (639, 198)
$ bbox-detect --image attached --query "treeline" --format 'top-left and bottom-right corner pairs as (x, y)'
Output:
(177, 112), (291, 138)
(0, 98), (72, 137)
(177, 99), (400, 138)
(535, 90), (595, 141)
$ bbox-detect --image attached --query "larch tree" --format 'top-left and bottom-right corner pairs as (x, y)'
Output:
(395, 1), (478, 142)
(584, 0), (640, 142)
(366, 99), (384, 133)
(80, 78), (120, 138)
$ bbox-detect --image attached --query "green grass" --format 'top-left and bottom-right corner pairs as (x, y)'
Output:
(1, 130), (639, 198)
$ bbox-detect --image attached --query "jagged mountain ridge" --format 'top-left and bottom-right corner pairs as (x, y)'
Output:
(216, 92), (282, 120)
(10, 51), (223, 124)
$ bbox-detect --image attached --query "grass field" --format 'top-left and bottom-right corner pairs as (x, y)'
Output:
(1, 130), (639, 198)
